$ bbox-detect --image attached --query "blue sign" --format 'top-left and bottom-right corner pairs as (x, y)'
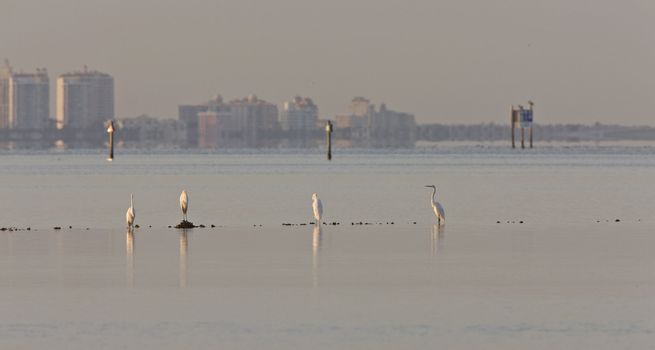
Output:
(520, 109), (533, 128)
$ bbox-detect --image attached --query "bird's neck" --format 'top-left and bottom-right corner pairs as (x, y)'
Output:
(431, 187), (436, 202)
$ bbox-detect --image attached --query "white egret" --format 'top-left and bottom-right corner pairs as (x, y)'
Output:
(425, 185), (445, 225)
(312, 193), (323, 224)
(126, 194), (135, 229)
(180, 190), (189, 221)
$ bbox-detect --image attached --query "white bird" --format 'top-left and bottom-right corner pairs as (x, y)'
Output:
(312, 193), (323, 225)
(425, 185), (445, 225)
(126, 194), (135, 229)
(180, 190), (188, 221)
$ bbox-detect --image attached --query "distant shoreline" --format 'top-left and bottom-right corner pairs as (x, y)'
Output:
(2, 140), (655, 154)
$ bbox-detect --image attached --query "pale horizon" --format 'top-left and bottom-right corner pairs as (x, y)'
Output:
(1, 0), (653, 125)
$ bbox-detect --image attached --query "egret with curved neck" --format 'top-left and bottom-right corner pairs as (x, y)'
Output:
(425, 185), (445, 225)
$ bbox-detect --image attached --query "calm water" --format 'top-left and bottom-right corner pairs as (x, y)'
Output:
(1, 147), (654, 349)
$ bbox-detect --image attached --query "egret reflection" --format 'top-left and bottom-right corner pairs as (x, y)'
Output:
(179, 230), (188, 288)
(431, 224), (444, 256)
(56, 229), (63, 287)
(126, 228), (134, 288)
(312, 224), (322, 288)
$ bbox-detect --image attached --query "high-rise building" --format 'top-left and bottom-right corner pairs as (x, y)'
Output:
(230, 95), (279, 147)
(336, 97), (372, 146)
(280, 96), (318, 132)
(336, 97), (416, 148)
(179, 105), (206, 147)
(179, 95), (225, 147)
(346, 96), (373, 117)
(0, 60), (11, 129)
(368, 103), (416, 148)
(182, 94), (279, 148)
(56, 67), (114, 129)
(5, 67), (50, 129)
(197, 110), (219, 148)
(197, 97), (243, 148)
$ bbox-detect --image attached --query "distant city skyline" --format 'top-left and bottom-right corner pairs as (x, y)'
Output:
(1, 0), (654, 125)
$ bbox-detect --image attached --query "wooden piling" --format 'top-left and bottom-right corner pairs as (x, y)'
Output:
(510, 107), (517, 149)
(107, 121), (115, 161)
(325, 121), (333, 161)
(528, 101), (534, 149)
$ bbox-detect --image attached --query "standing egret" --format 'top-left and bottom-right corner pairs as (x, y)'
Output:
(425, 185), (445, 225)
(180, 190), (189, 221)
(126, 194), (135, 229)
(312, 193), (323, 225)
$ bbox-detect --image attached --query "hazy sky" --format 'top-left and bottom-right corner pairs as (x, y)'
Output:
(1, 0), (654, 124)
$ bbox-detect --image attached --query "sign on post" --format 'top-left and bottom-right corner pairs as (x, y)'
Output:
(520, 109), (533, 128)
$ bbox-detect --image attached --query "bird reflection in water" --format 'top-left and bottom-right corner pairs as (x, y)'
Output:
(179, 229), (188, 288)
(431, 224), (445, 256)
(312, 224), (322, 288)
(126, 228), (134, 288)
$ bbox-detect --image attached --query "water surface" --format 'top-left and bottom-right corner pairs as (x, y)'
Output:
(0, 147), (653, 349)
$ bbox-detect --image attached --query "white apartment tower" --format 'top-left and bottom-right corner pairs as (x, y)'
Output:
(0, 62), (50, 130)
(56, 67), (114, 129)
